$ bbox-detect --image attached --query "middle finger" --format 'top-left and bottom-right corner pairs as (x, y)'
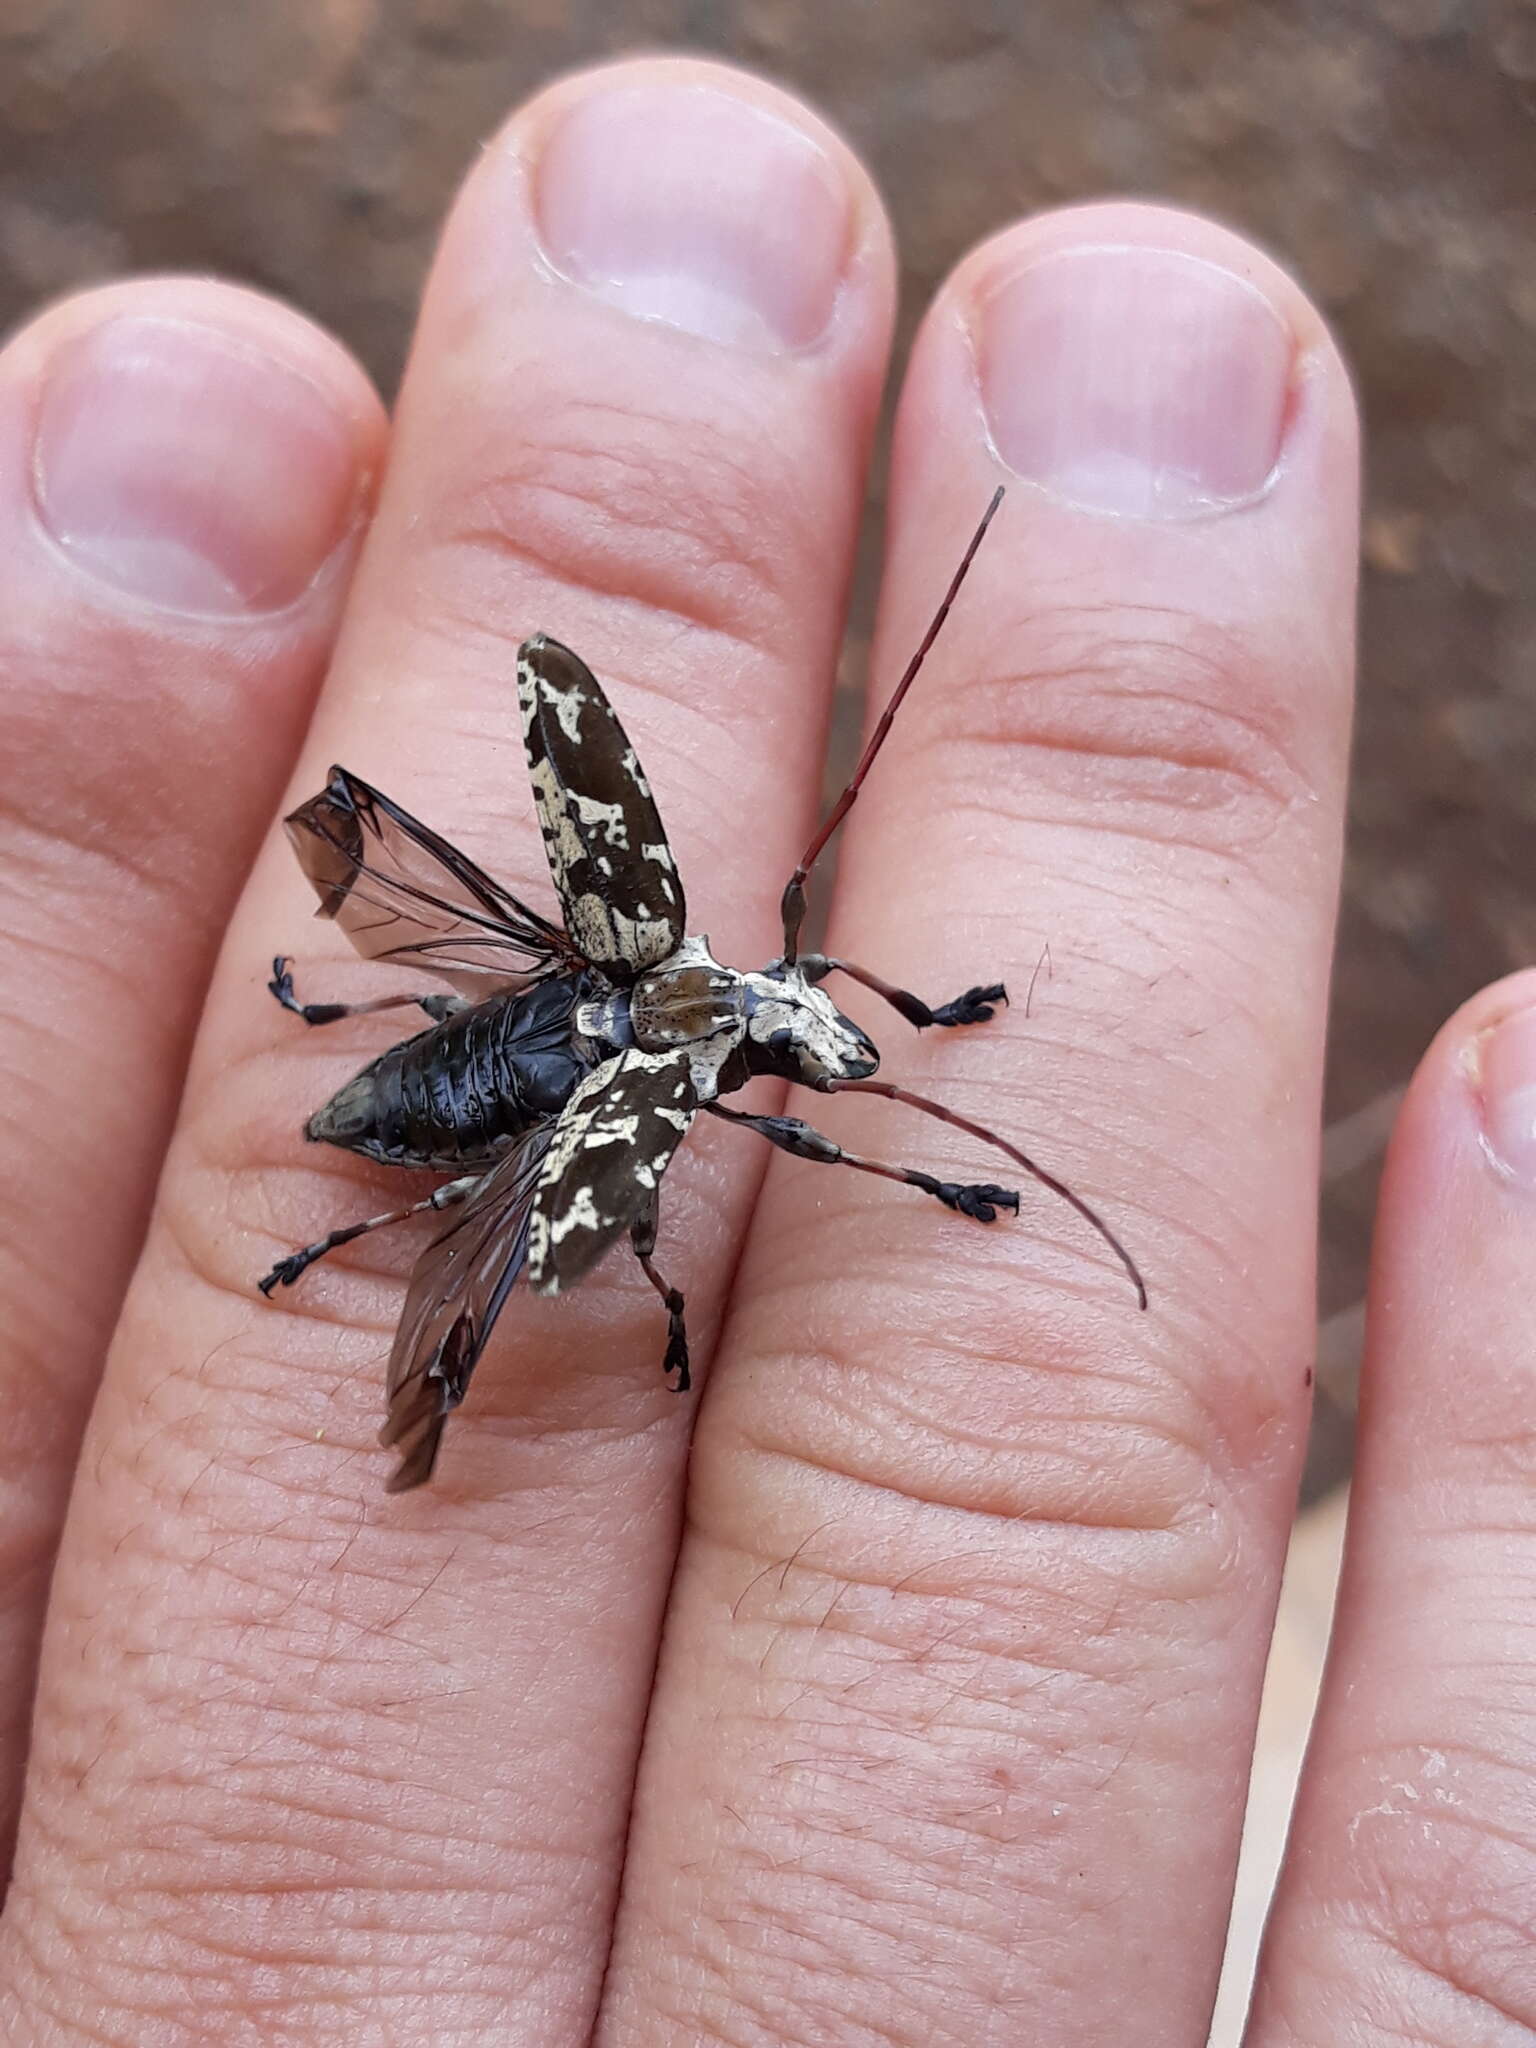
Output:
(2, 59), (894, 2045)
(608, 205), (1359, 2042)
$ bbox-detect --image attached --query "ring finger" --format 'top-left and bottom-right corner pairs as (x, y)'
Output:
(1250, 971), (1536, 2035)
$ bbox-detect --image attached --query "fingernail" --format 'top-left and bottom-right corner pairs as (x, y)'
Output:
(534, 83), (850, 351)
(1477, 1005), (1536, 1187)
(33, 315), (361, 613)
(978, 245), (1295, 519)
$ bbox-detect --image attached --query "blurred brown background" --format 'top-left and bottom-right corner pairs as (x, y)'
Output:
(3, 0), (1534, 1499)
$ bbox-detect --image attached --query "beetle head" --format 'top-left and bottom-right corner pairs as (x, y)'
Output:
(742, 965), (878, 1087)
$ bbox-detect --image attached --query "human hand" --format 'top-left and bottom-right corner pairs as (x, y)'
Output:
(0, 51), (1524, 2045)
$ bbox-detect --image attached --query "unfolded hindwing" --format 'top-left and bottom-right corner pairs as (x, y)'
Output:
(284, 767), (580, 995)
(517, 636), (685, 981)
(379, 1120), (556, 1491)
(527, 1048), (697, 1295)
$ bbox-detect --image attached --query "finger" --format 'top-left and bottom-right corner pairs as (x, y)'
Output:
(0, 277), (381, 1863)
(604, 206), (1359, 2042)
(0, 59), (895, 2046)
(1248, 971), (1536, 2038)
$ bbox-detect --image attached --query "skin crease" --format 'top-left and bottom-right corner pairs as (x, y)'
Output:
(0, 277), (386, 1876)
(0, 48), (1528, 2048)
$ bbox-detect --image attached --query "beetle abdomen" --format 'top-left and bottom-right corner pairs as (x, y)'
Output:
(307, 973), (590, 1170)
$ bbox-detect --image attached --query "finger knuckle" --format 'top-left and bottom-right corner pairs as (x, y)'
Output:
(6, 1679), (573, 2037)
(153, 1043), (694, 1485)
(911, 602), (1321, 861)
(420, 378), (813, 668)
(1334, 1759), (1536, 2036)
(665, 1361), (1248, 2041)
(704, 1302), (1248, 1602)
(1442, 1404), (1536, 1498)
(714, 1198), (1276, 1558)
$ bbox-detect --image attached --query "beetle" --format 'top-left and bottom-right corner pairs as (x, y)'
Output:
(259, 488), (1145, 1490)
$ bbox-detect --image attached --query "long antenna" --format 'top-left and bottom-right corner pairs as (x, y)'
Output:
(779, 485), (1005, 963)
(825, 1077), (1148, 1309)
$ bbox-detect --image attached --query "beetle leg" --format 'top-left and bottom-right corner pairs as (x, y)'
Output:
(268, 955), (465, 1028)
(821, 1078), (1147, 1308)
(708, 1102), (1019, 1222)
(630, 1198), (690, 1393)
(797, 954), (1006, 1031)
(258, 1174), (479, 1295)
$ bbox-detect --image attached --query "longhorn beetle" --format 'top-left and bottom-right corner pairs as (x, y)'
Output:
(259, 488), (1146, 1491)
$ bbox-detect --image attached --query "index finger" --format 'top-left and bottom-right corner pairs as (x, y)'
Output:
(1, 58), (895, 2046)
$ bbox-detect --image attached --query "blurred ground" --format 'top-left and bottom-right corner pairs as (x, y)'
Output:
(0, 4), (1531, 2027)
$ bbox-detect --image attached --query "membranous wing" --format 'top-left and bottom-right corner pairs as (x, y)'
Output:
(527, 1049), (696, 1294)
(517, 636), (685, 983)
(285, 768), (581, 994)
(379, 1120), (557, 1492)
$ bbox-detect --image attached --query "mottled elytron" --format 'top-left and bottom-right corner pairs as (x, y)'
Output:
(260, 488), (1146, 1491)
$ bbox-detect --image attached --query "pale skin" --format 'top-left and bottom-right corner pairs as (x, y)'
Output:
(0, 49), (1532, 2046)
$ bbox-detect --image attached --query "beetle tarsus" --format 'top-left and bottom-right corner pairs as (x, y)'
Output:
(662, 1295), (690, 1393)
(798, 957), (1006, 1033)
(632, 1206), (691, 1393)
(929, 982), (1008, 1029)
(258, 1177), (478, 1299)
(908, 1173), (1020, 1222)
(712, 1104), (1018, 1224)
(268, 955), (462, 1028)
(267, 956), (352, 1027)
(826, 1077), (1149, 1308)
(259, 1245), (323, 1293)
